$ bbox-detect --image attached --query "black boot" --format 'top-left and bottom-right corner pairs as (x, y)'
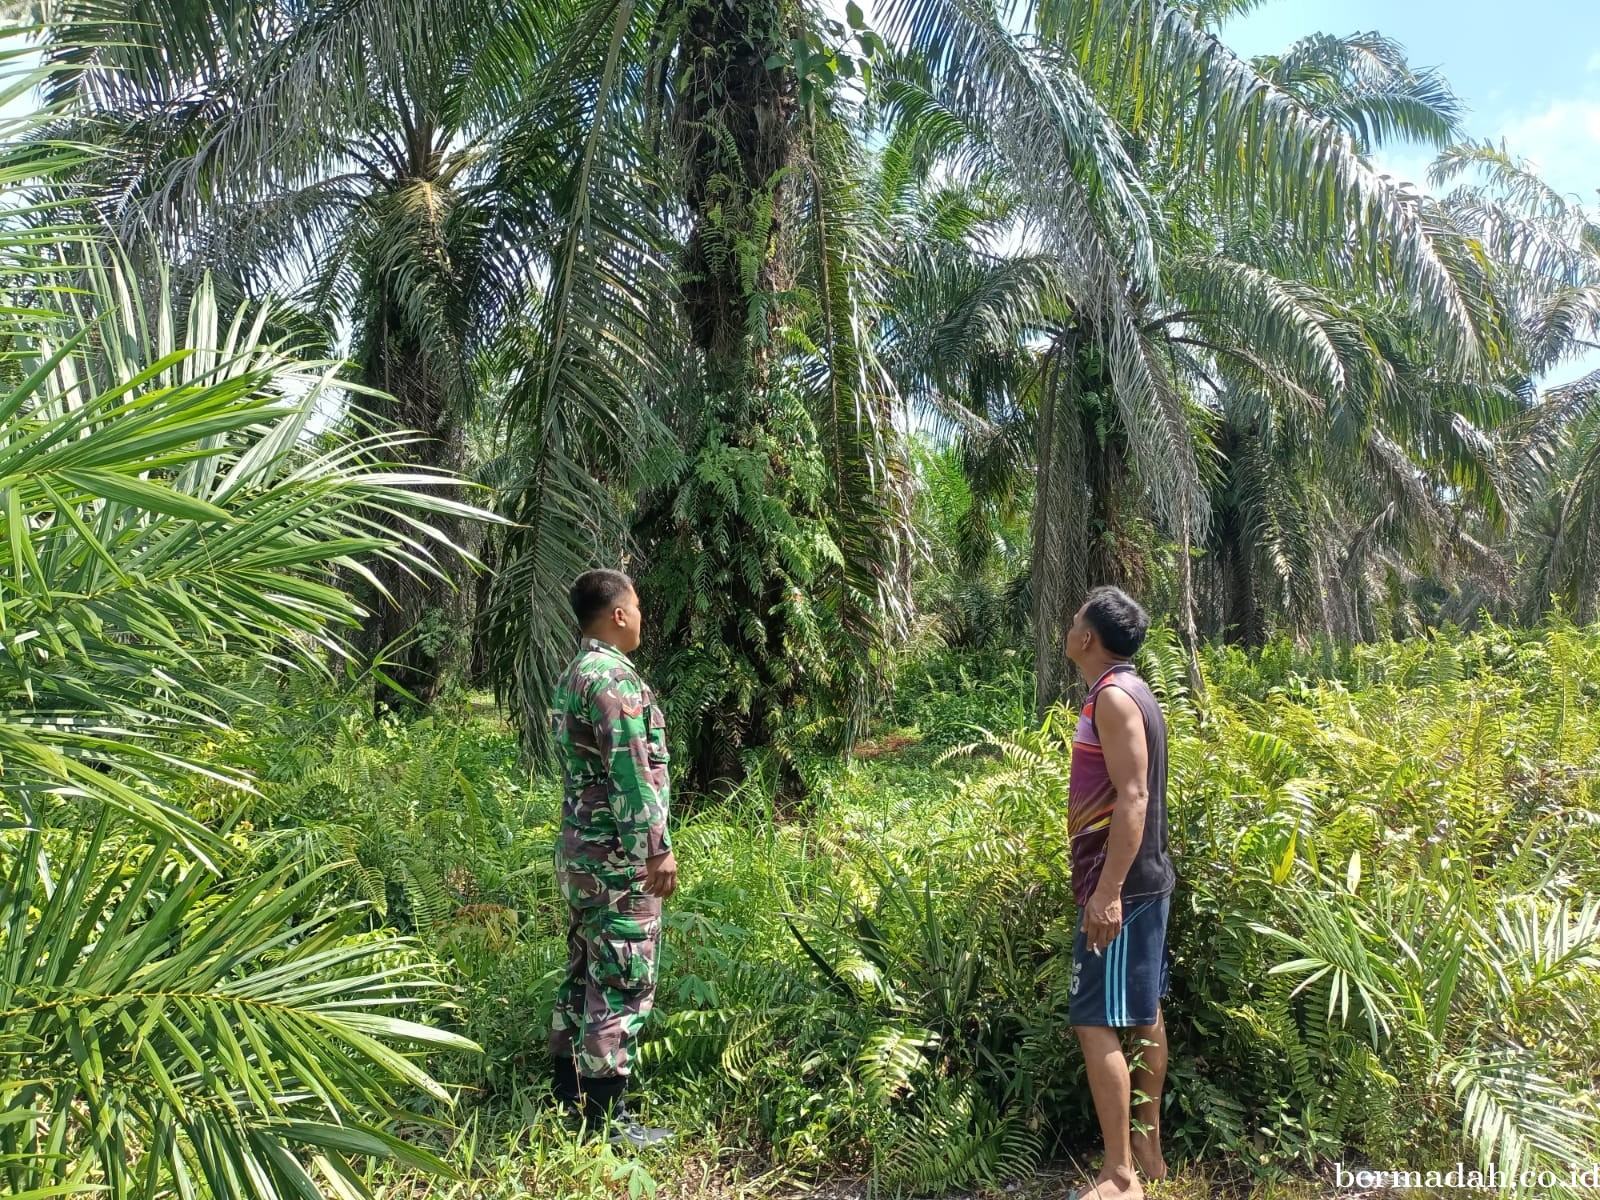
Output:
(551, 1056), (582, 1118)
(580, 1074), (674, 1148)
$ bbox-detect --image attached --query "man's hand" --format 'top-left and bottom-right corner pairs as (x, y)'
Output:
(1082, 886), (1123, 954)
(644, 850), (678, 899)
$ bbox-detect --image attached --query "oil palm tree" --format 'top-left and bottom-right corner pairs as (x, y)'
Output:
(587, 0), (915, 792)
(28, 0), (907, 790)
(0, 95), (481, 1194)
(1425, 143), (1600, 622)
(870, 9), (1495, 699)
(27, 0), (671, 711)
(476, 0), (913, 785)
(30, 0), (1506, 749)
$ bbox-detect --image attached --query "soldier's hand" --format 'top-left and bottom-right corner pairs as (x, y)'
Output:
(644, 850), (678, 899)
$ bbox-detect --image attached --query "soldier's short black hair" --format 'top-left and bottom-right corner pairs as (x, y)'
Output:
(570, 569), (636, 628)
(1082, 585), (1149, 658)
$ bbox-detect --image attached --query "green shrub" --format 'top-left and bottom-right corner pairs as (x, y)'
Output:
(205, 619), (1600, 1197)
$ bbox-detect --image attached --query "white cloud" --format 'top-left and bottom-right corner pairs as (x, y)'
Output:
(1496, 96), (1600, 204)
(1587, 51), (1600, 73)
(1368, 147), (1438, 193)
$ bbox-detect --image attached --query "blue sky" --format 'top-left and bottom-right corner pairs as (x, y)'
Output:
(1223, 0), (1600, 386)
(1222, 0), (1600, 205)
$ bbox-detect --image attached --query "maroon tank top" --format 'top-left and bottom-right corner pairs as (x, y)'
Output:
(1067, 663), (1174, 906)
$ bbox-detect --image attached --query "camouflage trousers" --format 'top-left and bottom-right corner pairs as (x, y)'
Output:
(549, 868), (662, 1080)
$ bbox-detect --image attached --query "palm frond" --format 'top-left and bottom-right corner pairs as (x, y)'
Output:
(0, 816), (475, 1198)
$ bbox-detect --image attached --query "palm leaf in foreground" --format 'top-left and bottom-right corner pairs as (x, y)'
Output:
(0, 109), (489, 1195)
(1, 249), (490, 856)
(0, 813), (475, 1199)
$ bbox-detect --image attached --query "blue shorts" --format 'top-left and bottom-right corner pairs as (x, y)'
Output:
(1069, 893), (1171, 1028)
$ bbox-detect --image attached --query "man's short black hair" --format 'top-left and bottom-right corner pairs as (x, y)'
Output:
(1082, 585), (1149, 658)
(570, 569), (635, 628)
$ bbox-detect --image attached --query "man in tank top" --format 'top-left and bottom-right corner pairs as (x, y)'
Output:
(1064, 586), (1175, 1200)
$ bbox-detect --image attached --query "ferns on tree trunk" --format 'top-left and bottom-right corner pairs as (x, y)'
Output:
(638, 0), (814, 795)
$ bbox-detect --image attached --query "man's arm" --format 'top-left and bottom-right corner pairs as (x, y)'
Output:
(1081, 685), (1149, 953)
(590, 672), (677, 897)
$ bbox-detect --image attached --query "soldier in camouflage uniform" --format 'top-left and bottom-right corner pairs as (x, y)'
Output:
(548, 569), (678, 1148)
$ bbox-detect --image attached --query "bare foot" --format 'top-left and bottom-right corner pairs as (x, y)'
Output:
(1074, 1164), (1144, 1200)
(1131, 1131), (1168, 1182)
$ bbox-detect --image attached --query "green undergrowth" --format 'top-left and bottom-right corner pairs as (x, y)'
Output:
(201, 619), (1600, 1199)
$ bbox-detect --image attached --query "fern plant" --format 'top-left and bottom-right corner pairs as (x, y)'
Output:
(916, 618), (1600, 1179)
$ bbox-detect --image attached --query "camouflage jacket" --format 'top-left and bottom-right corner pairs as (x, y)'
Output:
(550, 638), (673, 877)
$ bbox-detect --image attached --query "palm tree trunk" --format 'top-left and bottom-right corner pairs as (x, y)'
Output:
(676, 0), (795, 393)
(649, 0), (804, 794)
(1179, 510), (1206, 699)
(360, 325), (474, 713)
(1032, 335), (1090, 716)
(1033, 328), (1160, 714)
(1221, 515), (1264, 646)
